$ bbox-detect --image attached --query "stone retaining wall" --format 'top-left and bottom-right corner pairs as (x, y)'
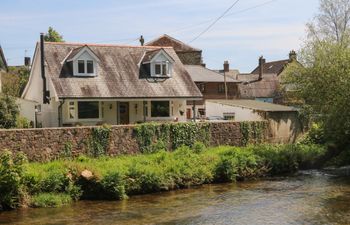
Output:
(0, 122), (268, 161)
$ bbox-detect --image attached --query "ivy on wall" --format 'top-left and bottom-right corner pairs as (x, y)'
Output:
(240, 121), (267, 146)
(88, 125), (112, 157)
(134, 122), (210, 153)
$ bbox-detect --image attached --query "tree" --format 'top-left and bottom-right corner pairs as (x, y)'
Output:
(2, 66), (30, 97)
(44, 27), (64, 42)
(284, 0), (350, 147)
(0, 95), (19, 129)
(307, 0), (350, 46)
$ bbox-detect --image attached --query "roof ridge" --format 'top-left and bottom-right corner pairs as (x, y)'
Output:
(265, 59), (289, 64)
(43, 41), (173, 49)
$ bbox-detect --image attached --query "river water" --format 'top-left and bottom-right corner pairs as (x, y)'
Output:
(0, 171), (349, 225)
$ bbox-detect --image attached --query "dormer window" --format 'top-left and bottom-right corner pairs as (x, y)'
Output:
(76, 59), (95, 75)
(141, 48), (175, 79)
(154, 62), (169, 76)
(66, 45), (100, 77)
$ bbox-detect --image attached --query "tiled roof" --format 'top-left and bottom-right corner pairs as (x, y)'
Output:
(237, 73), (279, 98)
(185, 65), (240, 83)
(146, 34), (201, 52)
(42, 42), (202, 99)
(207, 99), (296, 112)
(251, 59), (289, 75)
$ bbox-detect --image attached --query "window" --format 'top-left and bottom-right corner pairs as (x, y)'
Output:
(218, 83), (225, 93)
(75, 59), (96, 76)
(68, 101), (76, 119)
(162, 64), (167, 76)
(87, 60), (94, 74)
(78, 60), (85, 73)
(78, 101), (99, 119)
(155, 64), (161, 75)
(198, 83), (205, 93)
(153, 62), (169, 76)
(151, 101), (170, 117)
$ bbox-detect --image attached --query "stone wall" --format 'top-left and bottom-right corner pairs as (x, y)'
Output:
(0, 122), (268, 162)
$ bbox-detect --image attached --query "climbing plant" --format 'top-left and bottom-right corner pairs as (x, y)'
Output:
(134, 122), (210, 153)
(88, 124), (112, 157)
(240, 121), (267, 146)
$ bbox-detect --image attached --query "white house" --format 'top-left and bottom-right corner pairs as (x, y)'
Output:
(22, 35), (202, 127)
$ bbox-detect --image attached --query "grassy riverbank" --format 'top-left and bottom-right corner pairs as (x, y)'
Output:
(0, 144), (326, 210)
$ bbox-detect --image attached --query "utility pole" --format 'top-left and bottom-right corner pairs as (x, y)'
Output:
(223, 61), (229, 100)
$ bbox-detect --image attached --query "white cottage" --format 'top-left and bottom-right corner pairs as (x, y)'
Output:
(22, 35), (202, 127)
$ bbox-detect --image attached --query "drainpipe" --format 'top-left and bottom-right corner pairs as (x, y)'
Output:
(192, 100), (196, 122)
(58, 99), (65, 127)
(143, 101), (147, 122)
(40, 33), (50, 104)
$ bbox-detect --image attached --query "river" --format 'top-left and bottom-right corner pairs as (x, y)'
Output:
(0, 171), (349, 225)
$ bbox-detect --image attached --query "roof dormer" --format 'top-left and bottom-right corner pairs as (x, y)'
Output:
(66, 45), (100, 77)
(142, 49), (175, 78)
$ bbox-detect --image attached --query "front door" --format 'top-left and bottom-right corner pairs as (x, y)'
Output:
(118, 102), (129, 124)
(186, 108), (192, 119)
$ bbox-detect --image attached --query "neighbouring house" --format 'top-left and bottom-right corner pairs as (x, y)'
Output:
(146, 34), (202, 65)
(0, 45), (8, 93)
(184, 64), (241, 119)
(21, 34), (202, 127)
(251, 51), (297, 77)
(206, 99), (301, 143)
(215, 60), (240, 80)
(146, 34), (242, 119)
(235, 56), (282, 103)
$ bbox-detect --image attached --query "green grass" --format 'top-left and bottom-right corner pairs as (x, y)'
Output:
(30, 193), (72, 208)
(1, 144), (327, 209)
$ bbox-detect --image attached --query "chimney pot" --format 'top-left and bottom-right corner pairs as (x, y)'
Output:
(289, 50), (297, 62)
(223, 60), (229, 72)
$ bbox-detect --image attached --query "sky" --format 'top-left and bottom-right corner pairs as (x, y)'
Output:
(0, 0), (319, 72)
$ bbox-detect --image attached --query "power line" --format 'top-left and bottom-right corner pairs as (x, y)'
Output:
(189, 0), (240, 43)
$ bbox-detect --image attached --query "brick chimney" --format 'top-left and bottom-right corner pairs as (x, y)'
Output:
(259, 56), (265, 80)
(223, 60), (229, 72)
(289, 50), (297, 62)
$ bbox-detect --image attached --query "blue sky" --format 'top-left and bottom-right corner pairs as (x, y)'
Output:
(0, 0), (319, 72)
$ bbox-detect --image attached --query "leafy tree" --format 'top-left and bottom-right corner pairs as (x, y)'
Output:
(284, 0), (350, 147)
(2, 66), (30, 97)
(44, 27), (64, 42)
(307, 0), (350, 46)
(0, 95), (19, 129)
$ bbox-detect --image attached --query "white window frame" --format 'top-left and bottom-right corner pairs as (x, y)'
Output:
(74, 59), (96, 76)
(153, 61), (170, 77)
(66, 100), (102, 122)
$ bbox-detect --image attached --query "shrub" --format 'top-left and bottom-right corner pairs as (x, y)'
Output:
(100, 171), (127, 200)
(0, 95), (19, 129)
(0, 150), (27, 209)
(16, 116), (32, 128)
(30, 193), (72, 208)
(193, 141), (206, 154)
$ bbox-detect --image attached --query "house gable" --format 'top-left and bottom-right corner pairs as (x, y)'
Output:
(146, 34), (202, 65)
